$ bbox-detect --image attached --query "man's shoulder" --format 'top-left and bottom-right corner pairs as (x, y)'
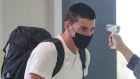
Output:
(39, 41), (55, 47)
(31, 41), (57, 55)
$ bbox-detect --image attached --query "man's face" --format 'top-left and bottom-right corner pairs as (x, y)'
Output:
(70, 17), (95, 37)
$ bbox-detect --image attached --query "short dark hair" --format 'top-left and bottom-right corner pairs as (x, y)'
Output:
(65, 2), (96, 25)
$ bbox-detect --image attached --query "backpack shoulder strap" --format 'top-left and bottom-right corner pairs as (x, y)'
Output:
(47, 38), (64, 77)
(79, 49), (86, 69)
(79, 49), (86, 79)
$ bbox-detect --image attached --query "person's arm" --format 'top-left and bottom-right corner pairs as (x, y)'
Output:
(109, 34), (133, 62)
(109, 34), (140, 78)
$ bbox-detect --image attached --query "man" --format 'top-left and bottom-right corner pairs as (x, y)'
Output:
(109, 34), (140, 79)
(24, 2), (96, 79)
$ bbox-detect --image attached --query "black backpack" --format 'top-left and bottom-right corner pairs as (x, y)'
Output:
(1, 26), (86, 79)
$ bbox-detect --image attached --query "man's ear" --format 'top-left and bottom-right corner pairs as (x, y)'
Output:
(64, 21), (71, 31)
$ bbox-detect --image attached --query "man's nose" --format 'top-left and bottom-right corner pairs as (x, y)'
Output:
(86, 30), (93, 36)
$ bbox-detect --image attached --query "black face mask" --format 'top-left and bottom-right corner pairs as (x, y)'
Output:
(70, 27), (93, 49)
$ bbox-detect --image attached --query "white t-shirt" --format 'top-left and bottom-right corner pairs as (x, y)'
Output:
(24, 34), (90, 79)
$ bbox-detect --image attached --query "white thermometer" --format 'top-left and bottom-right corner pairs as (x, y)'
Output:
(106, 24), (120, 49)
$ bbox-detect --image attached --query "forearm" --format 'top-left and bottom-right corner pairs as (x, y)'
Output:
(119, 46), (134, 62)
(110, 34), (140, 78)
(120, 46), (140, 78)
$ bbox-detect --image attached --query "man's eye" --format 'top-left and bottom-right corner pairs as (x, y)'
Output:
(82, 27), (87, 31)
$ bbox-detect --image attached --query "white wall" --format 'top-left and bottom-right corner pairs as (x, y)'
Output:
(0, 0), (4, 77)
(54, 0), (62, 36)
(0, 0), (62, 76)
(45, 0), (62, 37)
(3, 0), (62, 40)
(0, 0), (3, 50)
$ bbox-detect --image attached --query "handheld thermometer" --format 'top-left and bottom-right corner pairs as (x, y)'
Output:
(106, 24), (120, 49)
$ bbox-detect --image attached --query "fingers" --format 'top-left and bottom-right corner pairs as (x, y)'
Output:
(108, 33), (123, 46)
(109, 33), (119, 41)
(108, 33), (120, 47)
(108, 33), (127, 52)
(108, 34), (114, 47)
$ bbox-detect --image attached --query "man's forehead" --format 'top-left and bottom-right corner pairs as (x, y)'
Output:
(77, 18), (95, 27)
(77, 18), (95, 24)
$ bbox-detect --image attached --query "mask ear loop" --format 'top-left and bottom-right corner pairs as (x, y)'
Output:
(68, 25), (76, 37)
(71, 26), (76, 32)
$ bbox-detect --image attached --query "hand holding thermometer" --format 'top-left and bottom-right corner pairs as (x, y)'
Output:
(106, 24), (120, 49)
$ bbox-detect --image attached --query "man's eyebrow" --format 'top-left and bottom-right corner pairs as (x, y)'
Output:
(80, 26), (87, 28)
(80, 26), (96, 29)
(79, 26), (88, 29)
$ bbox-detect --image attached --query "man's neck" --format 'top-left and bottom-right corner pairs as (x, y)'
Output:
(61, 33), (78, 54)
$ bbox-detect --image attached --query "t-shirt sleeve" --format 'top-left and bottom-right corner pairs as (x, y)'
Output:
(84, 49), (90, 77)
(26, 42), (57, 79)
